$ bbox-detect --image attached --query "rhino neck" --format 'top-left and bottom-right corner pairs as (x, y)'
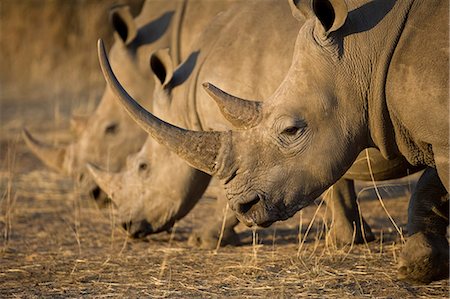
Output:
(168, 0), (187, 66)
(339, 0), (415, 159)
(171, 0), (240, 67)
(174, 8), (233, 132)
(133, 0), (190, 86)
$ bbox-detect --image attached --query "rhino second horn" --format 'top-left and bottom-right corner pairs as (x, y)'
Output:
(202, 82), (262, 129)
(70, 114), (89, 136)
(22, 128), (66, 173)
(86, 163), (116, 199)
(97, 39), (226, 175)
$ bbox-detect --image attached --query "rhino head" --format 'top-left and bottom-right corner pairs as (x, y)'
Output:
(97, 0), (390, 227)
(23, 5), (171, 199)
(89, 48), (210, 237)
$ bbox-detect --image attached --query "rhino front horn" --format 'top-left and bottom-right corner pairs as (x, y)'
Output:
(202, 82), (262, 129)
(97, 39), (228, 175)
(22, 128), (66, 173)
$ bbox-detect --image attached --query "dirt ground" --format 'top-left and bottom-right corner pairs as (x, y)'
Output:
(1, 1), (449, 298)
(0, 96), (449, 297)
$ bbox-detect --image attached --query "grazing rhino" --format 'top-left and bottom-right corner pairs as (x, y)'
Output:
(23, 0), (235, 202)
(94, 0), (421, 248)
(99, 0), (449, 283)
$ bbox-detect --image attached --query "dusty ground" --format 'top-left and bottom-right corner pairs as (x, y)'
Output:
(0, 95), (448, 297)
(1, 1), (449, 298)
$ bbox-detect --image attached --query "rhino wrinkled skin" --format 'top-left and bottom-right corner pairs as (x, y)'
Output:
(99, 0), (448, 283)
(95, 0), (420, 249)
(23, 0), (234, 201)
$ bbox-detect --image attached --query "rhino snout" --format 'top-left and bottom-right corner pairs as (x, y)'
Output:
(233, 192), (260, 215)
(232, 192), (273, 227)
(122, 220), (154, 239)
(122, 218), (176, 239)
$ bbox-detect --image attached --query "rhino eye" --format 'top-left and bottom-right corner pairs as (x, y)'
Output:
(138, 162), (148, 171)
(105, 123), (118, 135)
(281, 126), (301, 136)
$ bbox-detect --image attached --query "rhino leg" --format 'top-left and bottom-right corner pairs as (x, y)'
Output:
(325, 177), (375, 245)
(398, 167), (449, 283)
(188, 188), (240, 249)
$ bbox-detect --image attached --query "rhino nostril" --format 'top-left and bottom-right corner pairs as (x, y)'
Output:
(123, 220), (153, 238)
(237, 194), (260, 215)
(89, 186), (111, 208)
(90, 186), (101, 199)
(122, 221), (132, 231)
(78, 173), (84, 183)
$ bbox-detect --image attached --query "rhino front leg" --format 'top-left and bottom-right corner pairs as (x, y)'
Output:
(398, 167), (449, 283)
(325, 177), (375, 245)
(188, 187), (240, 249)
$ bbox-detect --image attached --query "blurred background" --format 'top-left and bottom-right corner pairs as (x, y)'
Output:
(0, 0), (144, 135)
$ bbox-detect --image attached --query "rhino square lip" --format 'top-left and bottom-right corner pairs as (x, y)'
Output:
(238, 213), (275, 228)
(257, 219), (275, 228)
(123, 219), (175, 239)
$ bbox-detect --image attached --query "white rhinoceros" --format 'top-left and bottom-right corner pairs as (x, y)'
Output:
(98, 0), (448, 283)
(93, 0), (421, 249)
(23, 0), (236, 203)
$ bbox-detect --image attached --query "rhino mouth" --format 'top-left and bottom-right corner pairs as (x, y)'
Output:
(122, 219), (175, 239)
(122, 220), (153, 239)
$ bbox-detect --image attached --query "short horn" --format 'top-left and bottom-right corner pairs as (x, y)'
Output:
(97, 39), (226, 175)
(22, 128), (66, 173)
(70, 114), (89, 136)
(86, 163), (117, 199)
(202, 82), (262, 129)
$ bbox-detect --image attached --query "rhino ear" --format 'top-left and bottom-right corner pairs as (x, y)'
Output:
(312, 0), (348, 34)
(150, 48), (174, 89)
(288, 0), (314, 21)
(109, 5), (137, 45)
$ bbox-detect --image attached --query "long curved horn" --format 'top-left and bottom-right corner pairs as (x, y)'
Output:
(97, 39), (225, 175)
(202, 82), (262, 129)
(22, 129), (66, 173)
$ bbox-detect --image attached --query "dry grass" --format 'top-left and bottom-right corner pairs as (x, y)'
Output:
(0, 102), (447, 297)
(0, 139), (448, 297)
(0, 1), (448, 297)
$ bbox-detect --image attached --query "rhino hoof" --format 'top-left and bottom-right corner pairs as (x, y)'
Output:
(188, 229), (241, 249)
(397, 232), (449, 283)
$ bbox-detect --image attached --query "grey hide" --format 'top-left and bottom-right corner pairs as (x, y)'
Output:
(101, 0), (448, 283)
(23, 0), (235, 203)
(95, 0), (422, 250)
